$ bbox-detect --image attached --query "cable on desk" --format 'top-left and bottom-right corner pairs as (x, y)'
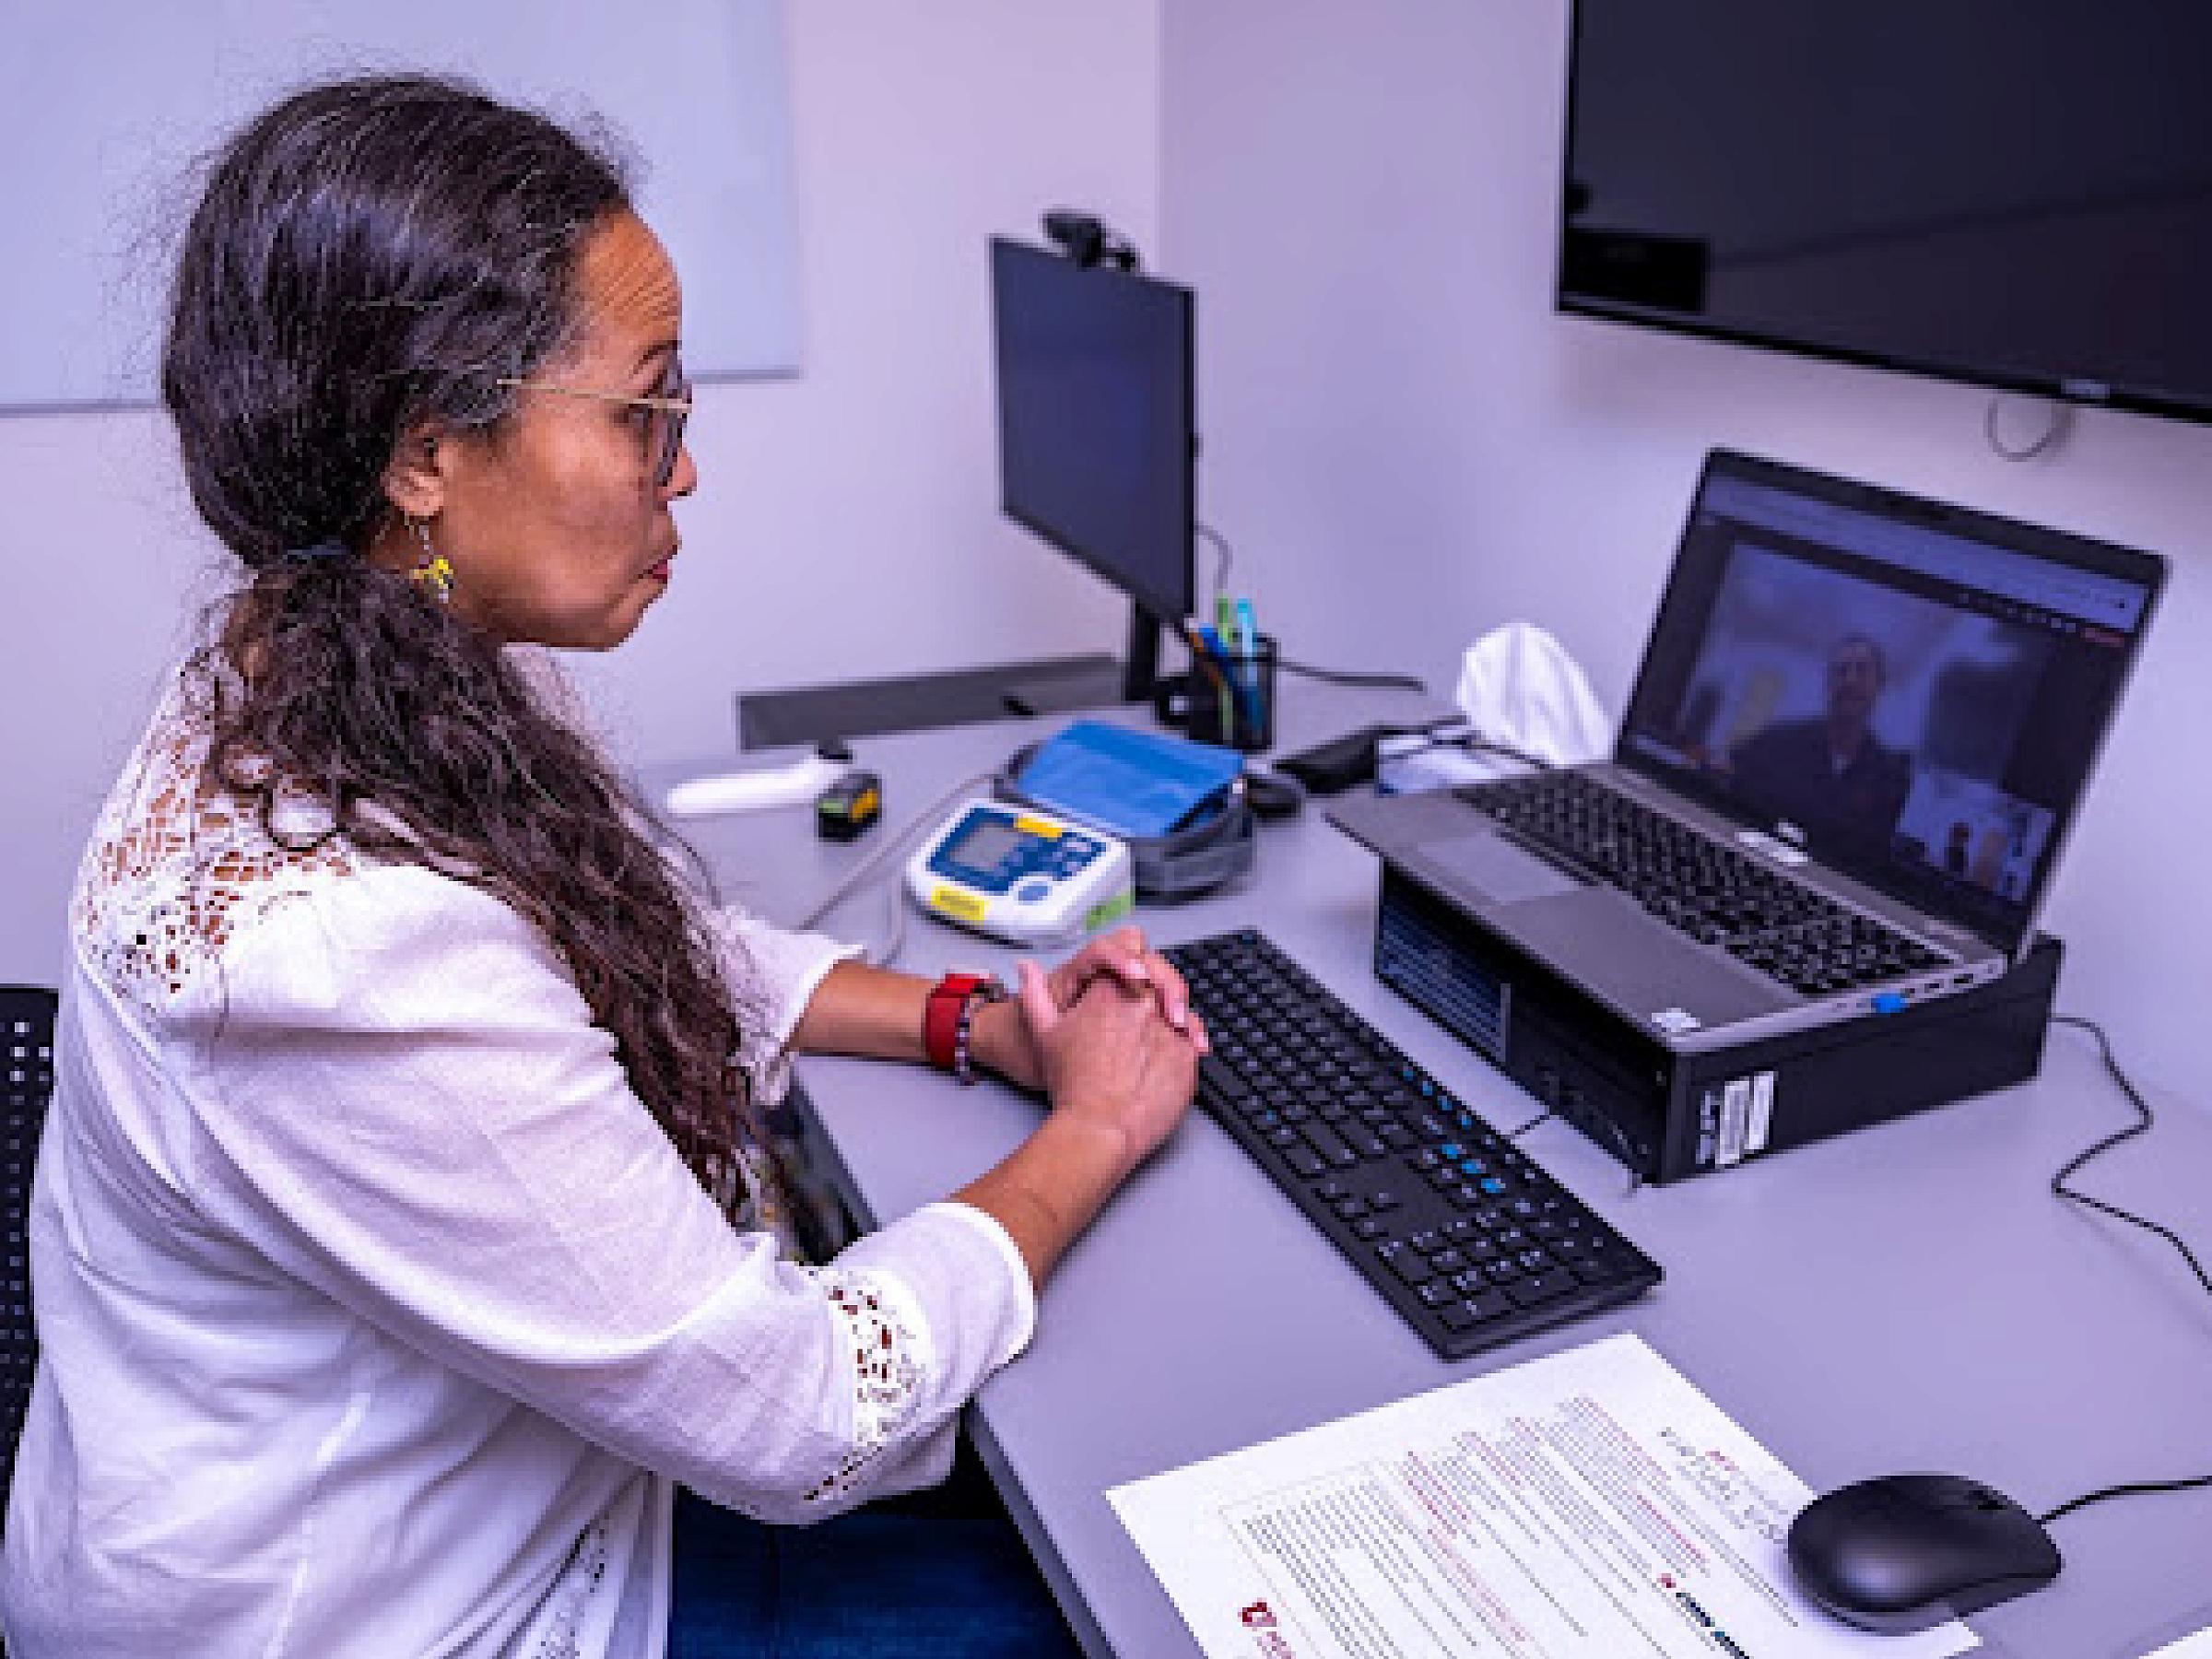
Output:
(2037, 1474), (2212, 1528)
(800, 768), (997, 964)
(1502, 1108), (1555, 1140)
(1196, 522), (1235, 608)
(1277, 656), (1430, 694)
(2027, 1014), (2212, 1528)
(1383, 727), (1558, 776)
(2047, 1014), (2212, 1301)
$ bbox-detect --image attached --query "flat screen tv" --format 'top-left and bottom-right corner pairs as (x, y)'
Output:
(1558, 5), (2212, 427)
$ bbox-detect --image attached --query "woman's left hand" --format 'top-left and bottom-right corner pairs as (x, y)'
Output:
(969, 924), (1206, 1091)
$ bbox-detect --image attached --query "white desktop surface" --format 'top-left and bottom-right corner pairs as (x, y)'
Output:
(650, 684), (2212, 1659)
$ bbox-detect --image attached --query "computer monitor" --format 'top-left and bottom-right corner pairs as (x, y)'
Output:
(990, 236), (1195, 701)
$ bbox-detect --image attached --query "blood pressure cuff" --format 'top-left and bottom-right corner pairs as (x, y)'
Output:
(994, 745), (1256, 900)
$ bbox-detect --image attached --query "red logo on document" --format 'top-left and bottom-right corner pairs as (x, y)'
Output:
(1239, 1599), (1298, 1657)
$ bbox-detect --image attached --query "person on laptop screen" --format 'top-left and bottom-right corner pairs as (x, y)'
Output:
(1727, 632), (1912, 847)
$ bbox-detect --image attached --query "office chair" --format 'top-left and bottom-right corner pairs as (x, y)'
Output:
(0, 986), (56, 1543)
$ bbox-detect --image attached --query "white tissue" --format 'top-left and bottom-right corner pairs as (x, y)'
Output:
(1453, 622), (1612, 767)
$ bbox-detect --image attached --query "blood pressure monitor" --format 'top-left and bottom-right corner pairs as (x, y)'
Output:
(905, 800), (1135, 947)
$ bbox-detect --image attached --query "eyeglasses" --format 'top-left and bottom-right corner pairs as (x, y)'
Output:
(497, 362), (694, 488)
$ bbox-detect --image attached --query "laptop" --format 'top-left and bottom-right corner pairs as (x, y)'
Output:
(1333, 449), (2165, 1052)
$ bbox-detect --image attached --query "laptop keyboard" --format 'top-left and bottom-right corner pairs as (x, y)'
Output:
(1167, 929), (1660, 1362)
(1458, 771), (1946, 996)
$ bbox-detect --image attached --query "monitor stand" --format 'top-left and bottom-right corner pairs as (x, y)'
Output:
(1118, 601), (1163, 704)
(736, 621), (1178, 755)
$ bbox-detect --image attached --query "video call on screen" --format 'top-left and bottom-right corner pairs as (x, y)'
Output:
(1625, 495), (2148, 939)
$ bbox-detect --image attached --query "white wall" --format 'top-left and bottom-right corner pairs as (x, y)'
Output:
(0, 2), (1161, 986)
(1161, 0), (2212, 1096)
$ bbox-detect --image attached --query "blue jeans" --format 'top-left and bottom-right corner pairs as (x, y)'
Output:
(668, 1453), (1084, 1658)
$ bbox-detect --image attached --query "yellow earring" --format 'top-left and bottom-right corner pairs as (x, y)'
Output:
(408, 516), (453, 604)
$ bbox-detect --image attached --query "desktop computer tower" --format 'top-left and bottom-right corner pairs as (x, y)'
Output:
(1371, 866), (2063, 1184)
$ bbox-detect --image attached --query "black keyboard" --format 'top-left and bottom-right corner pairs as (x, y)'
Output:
(1166, 929), (1661, 1361)
(1459, 771), (1946, 997)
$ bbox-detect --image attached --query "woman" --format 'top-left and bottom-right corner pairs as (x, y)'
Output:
(0, 75), (1202, 1656)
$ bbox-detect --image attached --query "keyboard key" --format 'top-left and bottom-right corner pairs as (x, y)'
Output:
(1377, 1243), (1435, 1287)
(1299, 1123), (1352, 1165)
(1506, 1271), (1577, 1308)
(1439, 1290), (1515, 1330)
(1198, 1056), (1250, 1100)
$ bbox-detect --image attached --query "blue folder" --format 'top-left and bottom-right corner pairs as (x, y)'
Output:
(1013, 720), (1243, 841)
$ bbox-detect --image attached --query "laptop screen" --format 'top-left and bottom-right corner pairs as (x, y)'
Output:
(1618, 451), (2164, 953)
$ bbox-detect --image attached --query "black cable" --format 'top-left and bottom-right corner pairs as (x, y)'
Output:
(2027, 1014), (2212, 1528)
(1382, 728), (1557, 775)
(1277, 656), (1429, 694)
(2038, 1474), (2212, 1528)
(2047, 1015), (2212, 1300)
(1504, 1109), (1555, 1140)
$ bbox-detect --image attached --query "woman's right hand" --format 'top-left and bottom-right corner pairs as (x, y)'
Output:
(1013, 958), (1203, 1179)
(953, 957), (1206, 1288)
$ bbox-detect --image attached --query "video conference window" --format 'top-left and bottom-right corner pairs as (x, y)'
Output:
(1660, 544), (2059, 900)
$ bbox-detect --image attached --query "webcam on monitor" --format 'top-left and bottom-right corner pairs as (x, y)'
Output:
(1041, 208), (1141, 273)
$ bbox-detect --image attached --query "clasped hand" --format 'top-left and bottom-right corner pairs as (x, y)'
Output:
(971, 925), (1209, 1170)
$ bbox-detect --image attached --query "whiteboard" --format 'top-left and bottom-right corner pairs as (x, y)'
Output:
(0, 0), (799, 410)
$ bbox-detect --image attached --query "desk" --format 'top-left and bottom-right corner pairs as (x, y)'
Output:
(653, 684), (2212, 1659)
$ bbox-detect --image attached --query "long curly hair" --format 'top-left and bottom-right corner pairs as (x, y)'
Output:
(161, 74), (761, 1206)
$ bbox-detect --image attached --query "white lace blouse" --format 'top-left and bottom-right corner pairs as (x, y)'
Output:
(0, 668), (1037, 1658)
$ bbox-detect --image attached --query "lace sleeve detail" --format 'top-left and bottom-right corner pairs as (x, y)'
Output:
(73, 667), (357, 1018)
(798, 1265), (934, 1507)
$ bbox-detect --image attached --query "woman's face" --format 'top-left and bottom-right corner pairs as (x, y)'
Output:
(410, 210), (698, 649)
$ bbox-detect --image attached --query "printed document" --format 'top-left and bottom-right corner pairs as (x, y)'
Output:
(2141, 1629), (2212, 1659)
(1108, 1334), (1976, 1659)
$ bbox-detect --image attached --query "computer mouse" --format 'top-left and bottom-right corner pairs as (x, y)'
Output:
(1240, 768), (1306, 821)
(1786, 1473), (2061, 1634)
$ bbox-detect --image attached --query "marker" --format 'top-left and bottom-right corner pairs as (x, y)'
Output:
(1231, 596), (1263, 738)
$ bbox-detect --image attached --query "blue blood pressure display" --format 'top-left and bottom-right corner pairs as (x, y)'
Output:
(906, 800), (1135, 946)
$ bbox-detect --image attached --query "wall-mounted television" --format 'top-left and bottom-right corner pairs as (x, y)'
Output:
(1558, 5), (2212, 427)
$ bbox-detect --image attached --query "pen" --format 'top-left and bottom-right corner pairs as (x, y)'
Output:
(1182, 622), (1233, 737)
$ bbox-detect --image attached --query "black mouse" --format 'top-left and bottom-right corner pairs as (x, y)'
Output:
(1786, 1474), (2061, 1634)
(1240, 768), (1306, 821)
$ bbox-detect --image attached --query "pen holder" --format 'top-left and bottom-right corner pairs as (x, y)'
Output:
(1184, 633), (1277, 752)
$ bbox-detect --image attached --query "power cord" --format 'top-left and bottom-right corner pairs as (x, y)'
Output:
(1502, 1108), (1555, 1140)
(1277, 656), (1430, 693)
(2027, 1013), (2212, 1528)
(1382, 724), (1558, 776)
(799, 768), (998, 965)
(1196, 522), (1235, 610)
(1186, 523), (1423, 696)
(2046, 1015), (2212, 1300)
